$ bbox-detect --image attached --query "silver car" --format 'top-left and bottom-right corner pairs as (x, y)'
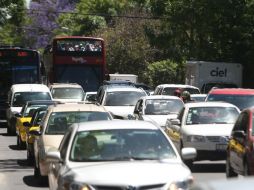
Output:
(46, 120), (196, 190)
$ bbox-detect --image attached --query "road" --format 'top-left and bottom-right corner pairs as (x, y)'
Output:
(0, 121), (47, 190)
(0, 121), (230, 189)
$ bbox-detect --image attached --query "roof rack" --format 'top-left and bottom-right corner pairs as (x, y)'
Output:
(103, 80), (134, 86)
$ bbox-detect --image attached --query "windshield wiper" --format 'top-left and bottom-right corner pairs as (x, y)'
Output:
(112, 156), (158, 161)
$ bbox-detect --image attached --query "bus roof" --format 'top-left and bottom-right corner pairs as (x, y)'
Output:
(53, 36), (104, 41)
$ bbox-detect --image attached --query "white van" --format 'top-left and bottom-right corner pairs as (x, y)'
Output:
(6, 84), (52, 135)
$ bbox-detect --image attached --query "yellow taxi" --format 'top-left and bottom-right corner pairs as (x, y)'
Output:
(15, 100), (57, 149)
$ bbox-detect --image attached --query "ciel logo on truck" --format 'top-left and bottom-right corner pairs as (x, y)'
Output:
(210, 67), (227, 77)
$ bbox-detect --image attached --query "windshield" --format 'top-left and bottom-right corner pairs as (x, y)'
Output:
(145, 99), (184, 115)
(45, 111), (111, 135)
(105, 91), (146, 106)
(52, 88), (84, 100)
(162, 87), (200, 95)
(55, 65), (102, 92)
(70, 129), (176, 162)
(186, 107), (239, 125)
(206, 94), (254, 110)
(12, 92), (51, 107)
(23, 105), (48, 117)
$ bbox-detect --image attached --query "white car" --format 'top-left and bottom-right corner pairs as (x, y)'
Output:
(165, 102), (240, 164)
(6, 84), (52, 135)
(190, 94), (207, 102)
(96, 85), (147, 119)
(153, 84), (200, 95)
(49, 83), (85, 102)
(31, 103), (112, 181)
(132, 95), (184, 127)
(46, 120), (196, 190)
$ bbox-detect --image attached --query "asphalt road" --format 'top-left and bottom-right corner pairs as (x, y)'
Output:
(0, 121), (234, 189)
(0, 121), (48, 190)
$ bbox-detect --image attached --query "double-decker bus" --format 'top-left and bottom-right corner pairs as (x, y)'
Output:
(43, 36), (106, 92)
(0, 47), (41, 119)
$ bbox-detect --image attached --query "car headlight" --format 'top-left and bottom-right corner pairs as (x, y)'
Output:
(69, 182), (92, 190)
(187, 135), (205, 142)
(168, 176), (194, 190)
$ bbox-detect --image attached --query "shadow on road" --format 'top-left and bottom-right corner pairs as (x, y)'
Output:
(0, 159), (32, 172)
(23, 175), (49, 188)
(192, 162), (226, 173)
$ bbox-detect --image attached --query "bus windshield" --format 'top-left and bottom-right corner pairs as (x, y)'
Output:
(55, 65), (102, 92)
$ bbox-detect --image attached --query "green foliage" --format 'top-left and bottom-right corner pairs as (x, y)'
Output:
(144, 60), (184, 87)
(0, 0), (26, 46)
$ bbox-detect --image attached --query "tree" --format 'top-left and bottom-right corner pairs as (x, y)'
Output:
(0, 0), (26, 46)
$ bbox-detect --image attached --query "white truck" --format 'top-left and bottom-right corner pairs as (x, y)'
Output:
(109, 74), (138, 83)
(185, 61), (243, 93)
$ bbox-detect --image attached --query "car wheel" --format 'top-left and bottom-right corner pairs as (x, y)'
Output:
(226, 156), (238, 178)
(244, 162), (249, 176)
(27, 149), (34, 165)
(17, 135), (26, 150)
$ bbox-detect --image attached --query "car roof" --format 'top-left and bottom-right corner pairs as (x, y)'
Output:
(156, 84), (199, 89)
(10, 84), (50, 92)
(208, 88), (254, 95)
(190, 94), (207, 97)
(47, 103), (108, 112)
(103, 85), (145, 92)
(25, 100), (59, 106)
(74, 120), (159, 132)
(50, 83), (83, 88)
(142, 95), (182, 100)
(184, 101), (240, 109)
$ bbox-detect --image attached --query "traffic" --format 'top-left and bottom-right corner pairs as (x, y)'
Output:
(0, 41), (253, 190)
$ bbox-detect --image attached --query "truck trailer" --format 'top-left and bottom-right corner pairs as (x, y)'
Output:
(185, 61), (242, 93)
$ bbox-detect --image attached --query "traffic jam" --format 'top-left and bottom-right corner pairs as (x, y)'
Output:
(0, 44), (253, 190)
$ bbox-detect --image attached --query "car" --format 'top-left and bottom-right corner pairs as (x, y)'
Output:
(226, 107), (254, 177)
(190, 94), (207, 102)
(132, 95), (184, 127)
(165, 102), (240, 165)
(49, 83), (85, 102)
(46, 120), (197, 190)
(6, 84), (52, 135)
(96, 85), (147, 119)
(31, 103), (113, 181)
(23, 106), (51, 164)
(134, 83), (153, 95)
(154, 84), (200, 96)
(15, 100), (59, 149)
(206, 88), (254, 110)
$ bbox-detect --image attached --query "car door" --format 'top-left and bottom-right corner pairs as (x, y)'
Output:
(50, 130), (72, 190)
(229, 111), (248, 173)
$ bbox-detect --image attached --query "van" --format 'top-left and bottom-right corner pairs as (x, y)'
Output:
(6, 84), (52, 135)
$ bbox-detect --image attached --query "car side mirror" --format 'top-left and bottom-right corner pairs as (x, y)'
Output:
(232, 130), (246, 139)
(170, 119), (181, 125)
(181, 147), (197, 160)
(46, 150), (62, 163)
(29, 129), (41, 136)
(23, 121), (31, 127)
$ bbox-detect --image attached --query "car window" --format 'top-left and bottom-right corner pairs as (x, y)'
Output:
(45, 111), (111, 135)
(70, 129), (176, 162)
(186, 107), (239, 125)
(206, 94), (254, 110)
(12, 92), (51, 107)
(60, 131), (72, 160)
(105, 91), (146, 106)
(145, 99), (184, 115)
(51, 88), (84, 100)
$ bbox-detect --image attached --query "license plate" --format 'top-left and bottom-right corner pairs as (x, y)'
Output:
(216, 144), (227, 151)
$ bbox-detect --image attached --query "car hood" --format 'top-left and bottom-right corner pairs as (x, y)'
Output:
(142, 115), (178, 126)
(182, 124), (234, 136)
(105, 106), (135, 119)
(67, 161), (191, 186)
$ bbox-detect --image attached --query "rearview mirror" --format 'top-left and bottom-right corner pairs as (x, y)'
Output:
(232, 130), (246, 138)
(46, 150), (62, 163)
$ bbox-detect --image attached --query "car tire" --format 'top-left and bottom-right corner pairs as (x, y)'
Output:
(244, 161), (249, 176)
(226, 156), (238, 178)
(17, 135), (26, 150)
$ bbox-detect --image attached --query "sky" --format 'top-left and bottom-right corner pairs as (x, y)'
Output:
(25, 0), (31, 8)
